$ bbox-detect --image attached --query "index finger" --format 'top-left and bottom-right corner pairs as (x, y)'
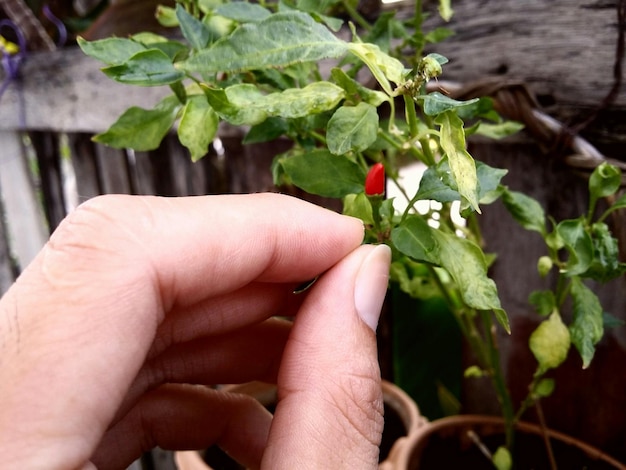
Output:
(43, 192), (364, 309)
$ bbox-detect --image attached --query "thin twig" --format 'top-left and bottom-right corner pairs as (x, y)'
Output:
(467, 429), (494, 462)
(535, 401), (558, 470)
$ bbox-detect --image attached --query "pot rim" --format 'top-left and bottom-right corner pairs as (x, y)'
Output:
(390, 414), (625, 469)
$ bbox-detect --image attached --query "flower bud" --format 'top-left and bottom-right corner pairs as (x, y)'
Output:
(537, 256), (553, 277)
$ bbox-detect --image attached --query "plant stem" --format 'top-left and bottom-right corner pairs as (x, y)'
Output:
(340, 0), (372, 31)
(404, 94), (419, 138)
(479, 310), (516, 449)
(418, 137), (436, 167)
(465, 211), (485, 247)
(389, 173), (413, 207)
(308, 130), (327, 145)
(427, 268), (493, 377)
(555, 276), (572, 308)
(535, 401), (559, 470)
(379, 130), (428, 166)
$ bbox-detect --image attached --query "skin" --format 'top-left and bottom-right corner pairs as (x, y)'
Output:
(0, 193), (386, 469)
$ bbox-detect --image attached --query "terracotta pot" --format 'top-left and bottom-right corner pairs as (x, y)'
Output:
(386, 414), (626, 469)
(175, 380), (426, 469)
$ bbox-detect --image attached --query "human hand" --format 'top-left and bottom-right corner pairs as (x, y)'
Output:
(0, 193), (391, 469)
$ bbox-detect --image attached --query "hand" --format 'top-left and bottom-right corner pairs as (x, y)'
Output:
(0, 193), (391, 469)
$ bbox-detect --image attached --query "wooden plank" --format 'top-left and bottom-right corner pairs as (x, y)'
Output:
(95, 145), (132, 194)
(68, 133), (104, 202)
(162, 138), (193, 196)
(0, 47), (167, 133)
(422, 0), (626, 113)
(30, 131), (68, 232)
(0, 198), (17, 295)
(0, 131), (49, 271)
(130, 149), (158, 196)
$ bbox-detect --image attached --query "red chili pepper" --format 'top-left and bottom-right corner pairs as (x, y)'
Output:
(365, 163), (385, 196)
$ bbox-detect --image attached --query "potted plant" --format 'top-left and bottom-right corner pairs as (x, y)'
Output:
(78, 1), (625, 468)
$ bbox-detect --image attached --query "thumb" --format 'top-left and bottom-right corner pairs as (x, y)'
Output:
(263, 244), (391, 469)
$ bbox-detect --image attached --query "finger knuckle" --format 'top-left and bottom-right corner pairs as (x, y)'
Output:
(41, 195), (141, 286)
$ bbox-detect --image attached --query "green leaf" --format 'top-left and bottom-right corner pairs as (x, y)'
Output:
(379, 198), (396, 232)
(198, 0), (224, 13)
(131, 33), (188, 61)
(177, 95), (218, 162)
(203, 13), (236, 41)
(435, 111), (480, 213)
(93, 95), (180, 151)
(330, 67), (389, 107)
(438, 0), (454, 21)
(206, 82), (345, 126)
(102, 49), (185, 86)
(176, 4), (212, 49)
(414, 163), (460, 204)
(529, 290), (556, 316)
(474, 121), (525, 140)
(391, 216), (508, 331)
(456, 96), (499, 121)
(391, 216), (439, 264)
(390, 259), (442, 299)
(347, 42), (407, 96)
(243, 117), (288, 144)
(423, 92), (479, 116)
(493, 446), (512, 470)
(77, 36), (146, 65)
(570, 277), (604, 368)
(529, 312), (571, 373)
(282, 0), (344, 31)
(204, 86), (265, 125)
(343, 192), (374, 225)
(179, 11), (348, 74)
(327, 103), (379, 155)
(501, 189), (546, 234)
(533, 378), (555, 398)
(603, 312), (625, 329)
(584, 222), (626, 282)
(259, 82), (345, 117)
(589, 162), (621, 201)
(415, 160), (507, 205)
(214, 2), (272, 22)
(424, 27), (454, 44)
(557, 218), (594, 276)
(278, 149), (367, 198)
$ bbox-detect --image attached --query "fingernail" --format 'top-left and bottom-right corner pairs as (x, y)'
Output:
(354, 244), (391, 332)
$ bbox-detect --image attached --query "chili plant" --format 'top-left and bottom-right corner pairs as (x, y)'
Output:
(79, 1), (625, 467)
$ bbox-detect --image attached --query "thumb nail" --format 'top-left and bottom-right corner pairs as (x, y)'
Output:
(354, 244), (391, 332)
